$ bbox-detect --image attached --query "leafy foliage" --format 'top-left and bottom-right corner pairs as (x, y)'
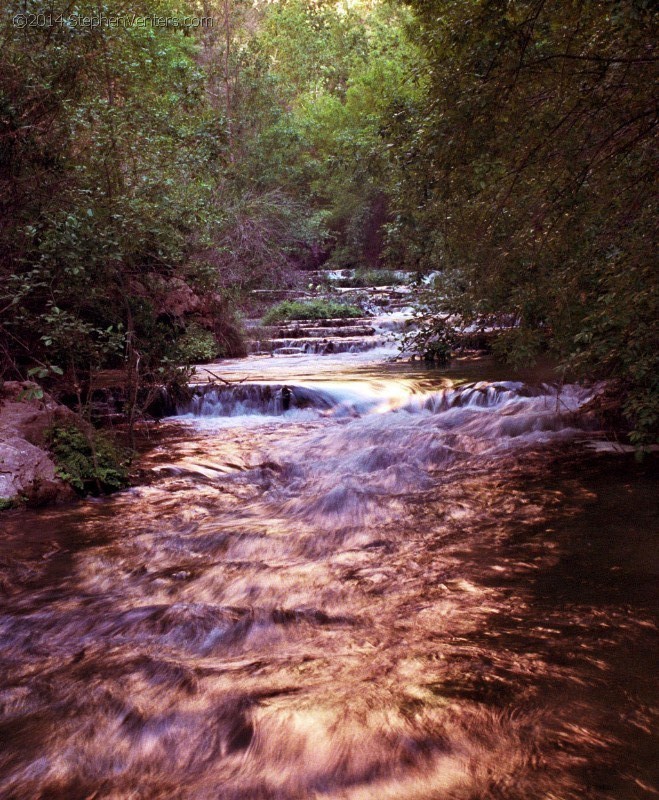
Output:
(395, 0), (658, 442)
(262, 299), (363, 324)
(0, 0), (244, 391)
(175, 324), (220, 365)
(332, 269), (408, 288)
(249, 0), (424, 269)
(46, 424), (131, 495)
(399, 312), (455, 365)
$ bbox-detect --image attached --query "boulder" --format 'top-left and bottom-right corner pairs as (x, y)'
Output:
(0, 382), (76, 506)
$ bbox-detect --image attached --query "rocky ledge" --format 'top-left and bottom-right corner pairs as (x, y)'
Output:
(0, 381), (76, 507)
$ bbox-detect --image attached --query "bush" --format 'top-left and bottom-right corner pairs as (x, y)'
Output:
(262, 299), (363, 324)
(400, 314), (455, 364)
(175, 324), (219, 364)
(47, 424), (131, 495)
(333, 269), (408, 288)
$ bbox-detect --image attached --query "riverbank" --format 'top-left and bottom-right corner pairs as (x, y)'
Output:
(0, 381), (77, 508)
(0, 380), (135, 509)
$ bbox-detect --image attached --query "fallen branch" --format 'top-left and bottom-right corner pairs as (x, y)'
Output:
(204, 369), (249, 385)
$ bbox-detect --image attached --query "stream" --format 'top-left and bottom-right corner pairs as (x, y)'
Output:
(0, 344), (657, 799)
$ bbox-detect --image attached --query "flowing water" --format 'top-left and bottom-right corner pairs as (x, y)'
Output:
(0, 347), (657, 800)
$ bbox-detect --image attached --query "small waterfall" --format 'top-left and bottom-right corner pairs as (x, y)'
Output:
(176, 383), (339, 417)
(401, 381), (558, 413)
(253, 338), (386, 356)
(174, 380), (595, 430)
(171, 378), (597, 526)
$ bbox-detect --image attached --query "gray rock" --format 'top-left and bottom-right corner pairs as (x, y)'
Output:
(0, 382), (75, 506)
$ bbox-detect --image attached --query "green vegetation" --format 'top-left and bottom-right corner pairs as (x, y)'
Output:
(332, 270), (408, 288)
(0, 498), (14, 512)
(263, 300), (362, 324)
(400, 315), (455, 366)
(0, 0), (245, 413)
(46, 424), (131, 495)
(392, 0), (658, 443)
(175, 325), (221, 365)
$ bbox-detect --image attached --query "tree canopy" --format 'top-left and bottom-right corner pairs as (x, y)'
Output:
(392, 0), (657, 443)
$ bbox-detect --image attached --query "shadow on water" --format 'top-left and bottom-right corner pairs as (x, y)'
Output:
(532, 455), (659, 799)
(448, 450), (659, 799)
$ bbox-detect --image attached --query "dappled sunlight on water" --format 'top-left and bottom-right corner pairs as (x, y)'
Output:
(0, 362), (657, 799)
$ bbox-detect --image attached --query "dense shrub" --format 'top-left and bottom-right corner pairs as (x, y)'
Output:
(262, 299), (363, 323)
(46, 424), (131, 495)
(332, 270), (408, 288)
(175, 325), (220, 365)
(397, 0), (658, 443)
